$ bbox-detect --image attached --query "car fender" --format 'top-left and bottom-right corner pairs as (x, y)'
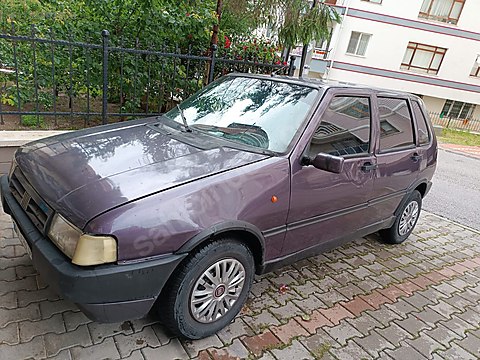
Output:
(175, 220), (266, 265)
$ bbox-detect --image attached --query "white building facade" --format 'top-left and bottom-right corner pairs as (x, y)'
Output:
(308, 0), (480, 121)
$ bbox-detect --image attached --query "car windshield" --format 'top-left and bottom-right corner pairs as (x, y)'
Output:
(164, 76), (319, 153)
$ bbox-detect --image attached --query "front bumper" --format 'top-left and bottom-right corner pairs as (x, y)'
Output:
(0, 175), (186, 322)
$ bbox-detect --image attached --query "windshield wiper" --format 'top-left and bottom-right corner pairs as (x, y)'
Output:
(177, 105), (192, 132)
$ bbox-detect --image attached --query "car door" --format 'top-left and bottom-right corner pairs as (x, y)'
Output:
(369, 95), (421, 221)
(283, 90), (377, 256)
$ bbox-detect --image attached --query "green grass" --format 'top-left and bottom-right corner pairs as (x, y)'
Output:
(438, 128), (480, 147)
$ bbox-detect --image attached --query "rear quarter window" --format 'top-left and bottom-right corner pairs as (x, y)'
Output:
(412, 101), (431, 146)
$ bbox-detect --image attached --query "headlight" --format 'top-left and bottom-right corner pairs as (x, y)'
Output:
(48, 214), (117, 266)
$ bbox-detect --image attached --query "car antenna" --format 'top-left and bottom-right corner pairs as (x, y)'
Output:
(177, 104), (192, 132)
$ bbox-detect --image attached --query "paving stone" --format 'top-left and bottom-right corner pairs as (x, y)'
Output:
(241, 330), (281, 357)
(360, 290), (392, 310)
(0, 303), (41, 327)
(443, 292), (476, 311)
(319, 304), (354, 325)
(0, 322), (19, 345)
(292, 280), (322, 298)
(341, 297), (374, 317)
(40, 299), (79, 319)
(296, 310), (333, 334)
(19, 313), (66, 342)
(0, 291), (17, 309)
(355, 278), (382, 293)
(385, 298), (418, 319)
(345, 312), (382, 336)
(337, 283), (365, 300)
(414, 307), (448, 326)
(70, 337), (120, 360)
(315, 276), (341, 291)
(329, 340), (373, 360)
(270, 339), (314, 359)
(324, 319), (362, 346)
(375, 322), (412, 347)
(429, 299), (462, 319)
(456, 306), (480, 327)
(0, 334), (46, 360)
(209, 338), (250, 359)
(88, 321), (134, 345)
(250, 278), (274, 297)
(246, 294), (278, 314)
(425, 323), (463, 345)
(403, 292), (435, 311)
(216, 317), (253, 345)
(270, 301), (305, 321)
(0, 267), (16, 281)
(353, 331), (395, 357)
(293, 294), (327, 313)
(0, 276), (37, 296)
(328, 270), (357, 286)
(299, 327), (337, 356)
(270, 317), (309, 343)
(453, 333), (480, 357)
(17, 287), (61, 307)
(142, 338), (189, 360)
(115, 326), (162, 358)
(315, 290), (348, 307)
(394, 315), (431, 337)
(366, 304), (402, 326)
(385, 341), (428, 360)
(44, 324), (92, 357)
(435, 343), (477, 360)
(406, 332), (445, 358)
(243, 309), (281, 334)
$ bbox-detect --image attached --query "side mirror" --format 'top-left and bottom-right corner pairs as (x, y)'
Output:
(306, 153), (344, 173)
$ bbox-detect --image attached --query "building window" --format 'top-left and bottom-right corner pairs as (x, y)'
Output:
(362, 0), (382, 3)
(471, 55), (480, 77)
(346, 32), (371, 56)
(401, 42), (447, 75)
(419, 0), (465, 25)
(441, 100), (476, 119)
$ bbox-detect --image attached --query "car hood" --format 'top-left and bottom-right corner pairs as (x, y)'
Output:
(15, 119), (268, 228)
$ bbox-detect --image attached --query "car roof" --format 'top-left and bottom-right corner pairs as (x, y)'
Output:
(226, 73), (422, 101)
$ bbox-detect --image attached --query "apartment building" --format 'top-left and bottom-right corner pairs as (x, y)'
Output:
(308, 0), (480, 121)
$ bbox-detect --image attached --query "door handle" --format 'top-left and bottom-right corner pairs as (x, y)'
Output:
(361, 162), (377, 172)
(411, 153), (422, 162)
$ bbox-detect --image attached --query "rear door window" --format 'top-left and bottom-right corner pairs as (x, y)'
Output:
(378, 97), (415, 152)
(412, 101), (431, 145)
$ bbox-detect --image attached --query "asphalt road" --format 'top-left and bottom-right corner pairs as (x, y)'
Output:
(423, 148), (480, 231)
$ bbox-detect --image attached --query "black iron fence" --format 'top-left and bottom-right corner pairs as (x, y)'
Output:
(429, 112), (480, 133)
(0, 25), (296, 129)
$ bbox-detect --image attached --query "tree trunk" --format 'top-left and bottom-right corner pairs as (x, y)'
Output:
(210, 0), (223, 48)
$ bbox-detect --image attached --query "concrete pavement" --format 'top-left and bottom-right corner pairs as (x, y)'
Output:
(2, 203), (480, 359)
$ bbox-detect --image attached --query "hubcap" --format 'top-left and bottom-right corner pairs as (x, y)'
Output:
(398, 201), (419, 236)
(190, 258), (245, 324)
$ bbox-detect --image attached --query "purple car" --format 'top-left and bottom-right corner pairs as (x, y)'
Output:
(0, 74), (437, 339)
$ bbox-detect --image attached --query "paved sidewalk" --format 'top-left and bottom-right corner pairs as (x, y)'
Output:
(439, 143), (480, 159)
(1, 204), (480, 359)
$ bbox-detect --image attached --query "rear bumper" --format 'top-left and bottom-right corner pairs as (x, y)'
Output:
(0, 175), (186, 322)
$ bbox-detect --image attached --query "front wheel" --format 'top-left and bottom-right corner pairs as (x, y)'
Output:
(380, 190), (422, 244)
(157, 239), (255, 340)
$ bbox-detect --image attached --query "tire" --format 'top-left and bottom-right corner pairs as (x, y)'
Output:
(157, 239), (255, 340)
(379, 190), (422, 244)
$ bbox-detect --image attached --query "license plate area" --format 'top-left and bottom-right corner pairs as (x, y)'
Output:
(13, 221), (33, 259)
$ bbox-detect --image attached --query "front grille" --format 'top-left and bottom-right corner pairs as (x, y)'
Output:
(9, 167), (53, 233)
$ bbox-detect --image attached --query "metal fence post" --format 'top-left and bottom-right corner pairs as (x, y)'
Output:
(101, 30), (109, 125)
(288, 55), (296, 76)
(208, 44), (218, 84)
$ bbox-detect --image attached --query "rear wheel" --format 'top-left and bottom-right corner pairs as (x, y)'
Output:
(158, 239), (254, 340)
(380, 190), (422, 244)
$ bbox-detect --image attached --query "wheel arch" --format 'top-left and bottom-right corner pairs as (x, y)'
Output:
(175, 220), (266, 275)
